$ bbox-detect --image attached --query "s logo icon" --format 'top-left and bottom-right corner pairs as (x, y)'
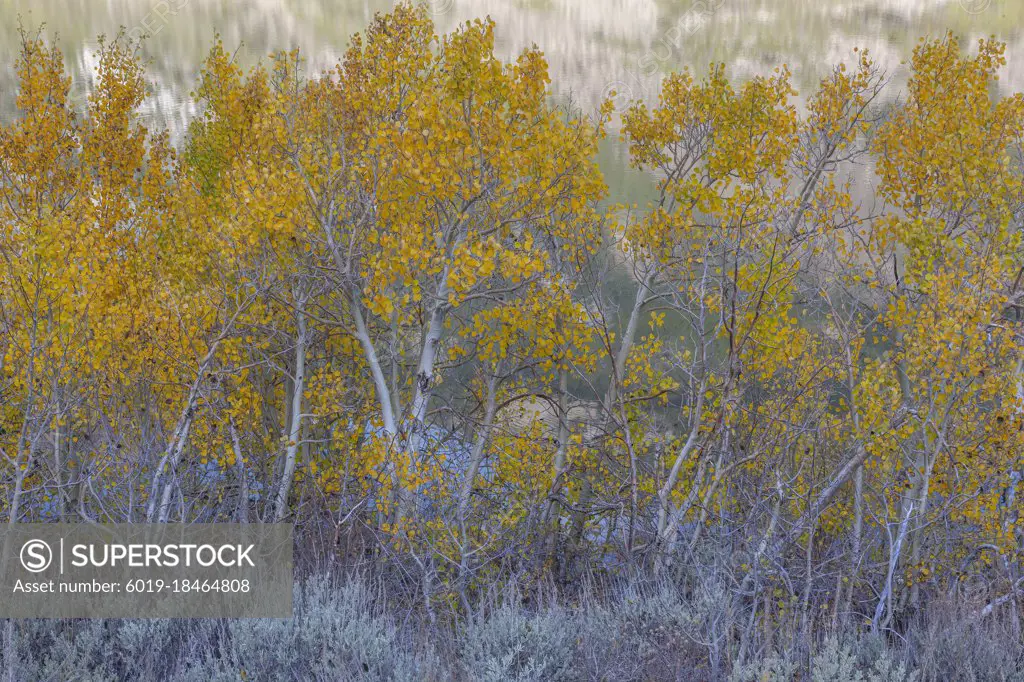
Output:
(20, 540), (52, 573)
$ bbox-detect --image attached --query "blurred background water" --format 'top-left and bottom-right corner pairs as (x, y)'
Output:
(2, 0), (1020, 198)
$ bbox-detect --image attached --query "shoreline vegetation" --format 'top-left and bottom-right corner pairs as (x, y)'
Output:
(2, 2), (1024, 679)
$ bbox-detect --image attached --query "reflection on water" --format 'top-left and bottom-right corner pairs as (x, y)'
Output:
(2, 0), (1021, 184)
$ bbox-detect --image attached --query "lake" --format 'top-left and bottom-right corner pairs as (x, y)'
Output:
(2, 0), (1021, 199)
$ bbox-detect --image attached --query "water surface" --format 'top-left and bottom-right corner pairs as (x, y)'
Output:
(3, 0), (1021, 196)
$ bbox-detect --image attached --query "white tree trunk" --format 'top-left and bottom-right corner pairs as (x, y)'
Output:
(148, 309), (244, 523)
(274, 304), (308, 522)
